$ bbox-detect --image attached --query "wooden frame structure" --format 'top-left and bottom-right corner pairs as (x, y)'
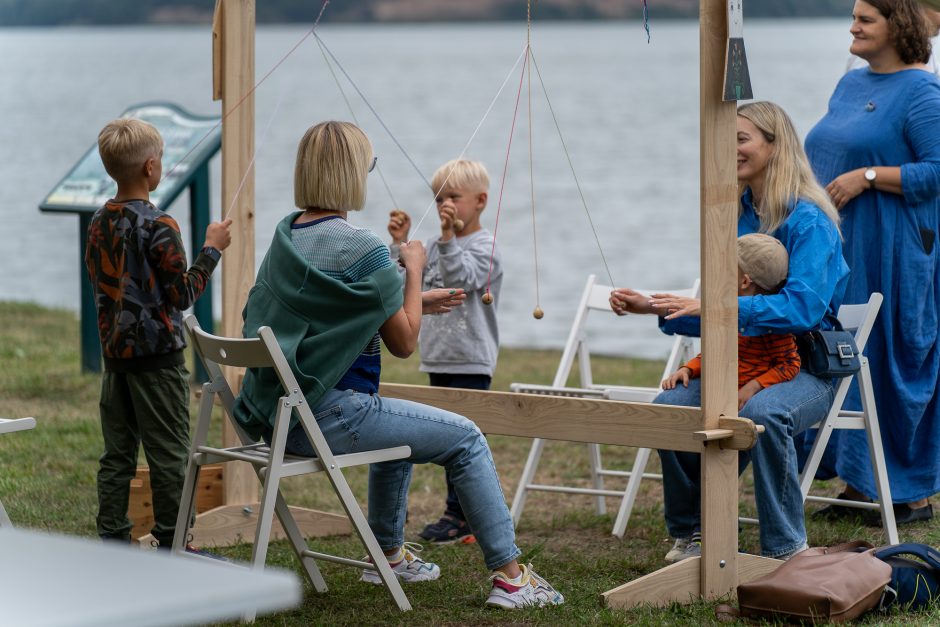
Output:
(214, 0), (783, 608)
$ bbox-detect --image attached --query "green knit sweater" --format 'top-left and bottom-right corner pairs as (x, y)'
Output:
(232, 213), (404, 440)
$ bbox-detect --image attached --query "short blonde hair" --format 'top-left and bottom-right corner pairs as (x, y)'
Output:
(431, 159), (490, 195)
(294, 121), (372, 211)
(738, 233), (789, 294)
(97, 118), (163, 183)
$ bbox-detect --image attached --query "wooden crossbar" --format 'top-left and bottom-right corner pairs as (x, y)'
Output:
(380, 384), (761, 453)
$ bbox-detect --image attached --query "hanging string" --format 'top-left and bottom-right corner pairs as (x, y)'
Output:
(529, 49), (616, 288)
(314, 33), (432, 190)
(484, 47), (530, 298)
(409, 44), (529, 237)
(643, 0), (651, 43)
(221, 82), (288, 221)
(162, 0), (332, 184)
(314, 36), (400, 209)
(526, 1), (542, 316)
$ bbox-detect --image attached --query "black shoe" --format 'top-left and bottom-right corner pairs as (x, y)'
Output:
(418, 514), (476, 545)
(811, 492), (871, 521)
(866, 502), (933, 527)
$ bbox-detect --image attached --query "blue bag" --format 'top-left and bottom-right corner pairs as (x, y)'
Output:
(873, 544), (940, 610)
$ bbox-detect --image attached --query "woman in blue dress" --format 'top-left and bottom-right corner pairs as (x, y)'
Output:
(805, 0), (940, 523)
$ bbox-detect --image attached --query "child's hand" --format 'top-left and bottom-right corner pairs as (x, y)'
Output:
(610, 288), (654, 316)
(438, 200), (458, 236)
(204, 218), (233, 251)
(662, 368), (691, 390)
(422, 288), (467, 314)
(388, 210), (411, 243)
(738, 380), (763, 410)
(398, 240), (426, 271)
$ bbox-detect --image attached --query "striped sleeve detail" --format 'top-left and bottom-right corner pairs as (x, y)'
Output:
(739, 334), (801, 389)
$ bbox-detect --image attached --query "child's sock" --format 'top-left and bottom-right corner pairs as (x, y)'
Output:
(384, 546), (405, 565)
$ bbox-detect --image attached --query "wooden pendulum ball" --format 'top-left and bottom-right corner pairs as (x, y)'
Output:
(453, 218), (465, 232)
(481, 292), (494, 305)
(532, 306), (544, 320)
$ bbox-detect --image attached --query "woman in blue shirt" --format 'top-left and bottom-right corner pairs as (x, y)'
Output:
(611, 102), (849, 561)
(805, 0), (940, 524)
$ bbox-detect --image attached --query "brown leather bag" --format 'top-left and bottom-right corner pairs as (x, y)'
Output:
(734, 541), (892, 623)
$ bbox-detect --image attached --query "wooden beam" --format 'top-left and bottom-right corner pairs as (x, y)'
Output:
(381, 384), (706, 452)
(219, 0), (257, 506)
(603, 557), (701, 608)
(698, 0), (741, 600)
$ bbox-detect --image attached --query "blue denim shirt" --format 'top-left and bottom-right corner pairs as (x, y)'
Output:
(660, 191), (849, 338)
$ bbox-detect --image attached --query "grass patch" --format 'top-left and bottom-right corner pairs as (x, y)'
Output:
(1, 301), (938, 625)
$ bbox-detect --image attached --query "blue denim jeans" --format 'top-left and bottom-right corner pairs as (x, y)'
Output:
(282, 388), (521, 570)
(655, 371), (834, 558)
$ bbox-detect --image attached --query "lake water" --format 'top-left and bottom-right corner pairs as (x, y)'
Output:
(0, 20), (859, 358)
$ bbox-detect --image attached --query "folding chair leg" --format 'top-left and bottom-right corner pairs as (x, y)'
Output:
(0, 498), (12, 528)
(327, 470), (411, 611)
(611, 447), (653, 538)
(511, 438), (547, 526)
(588, 443), (606, 515)
(272, 492), (327, 593)
(172, 463), (202, 554)
(858, 358), (898, 544)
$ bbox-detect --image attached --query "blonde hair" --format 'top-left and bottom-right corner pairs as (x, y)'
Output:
(736, 101), (840, 235)
(738, 233), (789, 294)
(97, 118), (163, 183)
(294, 121), (372, 211)
(431, 159), (490, 195)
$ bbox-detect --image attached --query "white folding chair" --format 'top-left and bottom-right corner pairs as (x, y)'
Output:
(0, 417), (36, 528)
(799, 293), (898, 543)
(510, 274), (699, 537)
(174, 316), (413, 619)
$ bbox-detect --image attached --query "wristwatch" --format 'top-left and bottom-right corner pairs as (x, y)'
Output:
(201, 246), (222, 263)
(864, 168), (877, 189)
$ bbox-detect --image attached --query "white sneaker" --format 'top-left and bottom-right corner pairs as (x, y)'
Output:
(360, 542), (441, 584)
(485, 563), (564, 609)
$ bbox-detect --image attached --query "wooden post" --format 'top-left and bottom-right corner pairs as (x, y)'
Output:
(217, 0), (258, 505)
(698, 0), (741, 599)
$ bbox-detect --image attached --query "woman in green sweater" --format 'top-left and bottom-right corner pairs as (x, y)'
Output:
(232, 121), (561, 610)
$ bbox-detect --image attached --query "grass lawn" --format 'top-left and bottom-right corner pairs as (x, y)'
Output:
(2, 301), (939, 625)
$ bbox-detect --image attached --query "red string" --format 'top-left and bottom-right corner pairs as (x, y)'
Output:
(486, 46), (529, 297)
(162, 0), (331, 183)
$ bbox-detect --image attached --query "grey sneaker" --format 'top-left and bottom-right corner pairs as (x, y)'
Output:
(486, 563), (564, 609)
(360, 542), (441, 584)
(666, 533), (701, 563)
(665, 533), (701, 563)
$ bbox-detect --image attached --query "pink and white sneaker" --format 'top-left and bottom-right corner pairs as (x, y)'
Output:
(360, 542), (441, 584)
(486, 563), (564, 609)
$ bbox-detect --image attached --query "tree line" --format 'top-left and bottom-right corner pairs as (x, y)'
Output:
(0, 0), (855, 27)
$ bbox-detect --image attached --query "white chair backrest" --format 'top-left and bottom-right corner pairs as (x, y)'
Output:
(836, 293), (883, 352)
(552, 275), (700, 388)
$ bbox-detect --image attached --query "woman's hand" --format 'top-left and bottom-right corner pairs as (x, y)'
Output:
(662, 367), (691, 390)
(609, 288), (656, 316)
(649, 294), (701, 320)
(388, 209), (411, 244)
(826, 168), (868, 210)
(398, 240), (426, 271)
(422, 288), (466, 314)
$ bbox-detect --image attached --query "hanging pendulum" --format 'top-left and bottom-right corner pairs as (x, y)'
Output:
(482, 291), (494, 305)
(532, 306), (544, 319)
(453, 218), (464, 231)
